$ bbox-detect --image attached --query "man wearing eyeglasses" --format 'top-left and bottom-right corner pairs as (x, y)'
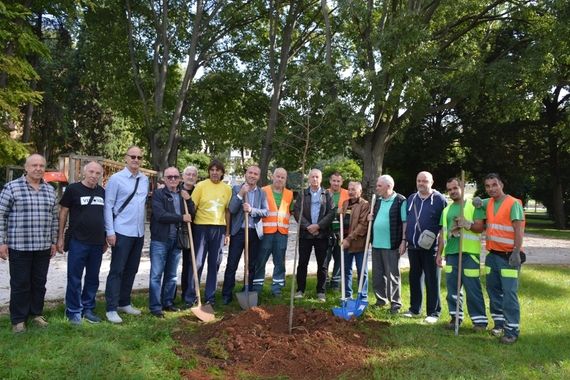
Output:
(148, 167), (194, 318)
(104, 146), (149, 324)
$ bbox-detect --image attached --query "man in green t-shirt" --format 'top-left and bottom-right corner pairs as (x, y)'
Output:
(436, 178), (487, 331)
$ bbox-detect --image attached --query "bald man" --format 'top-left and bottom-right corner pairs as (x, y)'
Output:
(403, 171), (446, 324)
(0, 154), (58, 333)
(57, 161), (106, 325)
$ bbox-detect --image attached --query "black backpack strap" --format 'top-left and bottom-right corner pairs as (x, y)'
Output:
(113, 177), (140, 218)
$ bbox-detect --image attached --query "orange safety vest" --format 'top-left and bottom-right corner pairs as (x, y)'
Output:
(262, 185), (293, 235)
(486, 195), (525, 252)
(329, 188), (349, 208)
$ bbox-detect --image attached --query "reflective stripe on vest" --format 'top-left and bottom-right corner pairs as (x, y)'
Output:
(485, 195), (524, 252)
(262, 186), (293, 235)
(441, 200), (482, 255)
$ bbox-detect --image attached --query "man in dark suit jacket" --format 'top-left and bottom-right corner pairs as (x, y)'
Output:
(293, 169), (335, 302)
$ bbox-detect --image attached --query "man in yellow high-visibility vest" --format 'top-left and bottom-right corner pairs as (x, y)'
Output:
(436, 178), (488, 331)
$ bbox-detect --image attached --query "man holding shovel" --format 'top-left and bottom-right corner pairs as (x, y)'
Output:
(340, 182), (370, 301)
(222, 165), (268, 305)
(253, 168), (293, 297)
(435, 177), (488, 331)
(370, 175), (407, 314)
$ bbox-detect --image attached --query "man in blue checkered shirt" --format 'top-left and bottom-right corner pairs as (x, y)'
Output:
(0, 154), (58, 333)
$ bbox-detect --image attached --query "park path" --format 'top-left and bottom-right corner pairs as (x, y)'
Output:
(0, 222), (568, 307)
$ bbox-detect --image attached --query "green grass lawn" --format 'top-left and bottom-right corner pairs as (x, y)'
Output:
(1, 265), (569, 379)
(525, 212), (570, 239)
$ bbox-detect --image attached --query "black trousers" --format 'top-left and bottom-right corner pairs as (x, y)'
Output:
(407, 247), (441, 316)
(296, 238), (328, 294)
(9, 249), (51, 324)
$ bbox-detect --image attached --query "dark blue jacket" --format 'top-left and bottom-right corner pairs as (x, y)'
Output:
(405, 190), (446, 250)
(150, 187), (195, 242)
(293, 187), (335, 239)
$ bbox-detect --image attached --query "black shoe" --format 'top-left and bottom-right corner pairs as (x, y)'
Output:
(151, 311), (165, 318)
(205, 299), (216, 307)
(500, 335), (518, 344)
(389, 307), (400, 315)
(374, 301), (387, 308)
(222, 297), (232, 305)
(446, 318), (462, 330)
(163, 305), (180, 312)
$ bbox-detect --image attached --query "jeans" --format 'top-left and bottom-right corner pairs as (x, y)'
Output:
(252, 233), (288, 294)
(408, 247), (441, 316)
(66, 239), (104, 319)
(371, 248), (401, 308)
(444, 254), (487, 326)
(184, 225), (224, 304)
(9, 249), (51, 324)
(485, 252), (520, 337)
(149, 238), (181, 313)
(105, 233), (144, 311)
(343, 251), (368, 299)
(297, 238), (328, 294)
(222, 228), (260, 301)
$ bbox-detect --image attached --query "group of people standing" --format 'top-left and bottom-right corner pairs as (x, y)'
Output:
(0, 150), (525, 344)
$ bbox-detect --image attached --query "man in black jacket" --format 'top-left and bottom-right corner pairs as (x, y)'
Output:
(293, 169), (335, 302)
(148, 167), (194, 317)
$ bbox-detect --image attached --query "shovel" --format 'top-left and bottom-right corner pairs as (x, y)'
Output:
(184, 200), (215, 322)
(332, 211), (353, 320)
(236, 198), (258, 309)
(345, 194), (376, 318)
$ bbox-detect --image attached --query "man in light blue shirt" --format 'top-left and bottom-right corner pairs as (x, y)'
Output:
(104, 146), (149, 324)
(370, 175), (407, 314)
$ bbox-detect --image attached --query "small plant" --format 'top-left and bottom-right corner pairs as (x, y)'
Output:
(206, 337), (229, 360)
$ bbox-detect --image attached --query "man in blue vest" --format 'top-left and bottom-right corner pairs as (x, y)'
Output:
(435, 178), (488, 331)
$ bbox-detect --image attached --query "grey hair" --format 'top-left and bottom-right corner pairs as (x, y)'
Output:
(378, 174), (395, 188)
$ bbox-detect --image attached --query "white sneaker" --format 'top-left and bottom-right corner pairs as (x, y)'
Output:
(317, 293), (326, 303)
(294, 291), (304, 299)
(424, 315), (439, 324)
(106, 311), (123, 324)
(117, 304), (142, 315)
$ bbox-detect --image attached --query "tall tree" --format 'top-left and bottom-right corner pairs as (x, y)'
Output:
(336, 0), (531, 194)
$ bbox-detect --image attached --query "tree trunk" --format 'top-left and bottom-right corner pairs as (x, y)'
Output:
(259, 2), (298, 185)
(352, 122), (389, 200)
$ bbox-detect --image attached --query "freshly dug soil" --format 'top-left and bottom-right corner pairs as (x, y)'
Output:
(174, 305), (388, 379)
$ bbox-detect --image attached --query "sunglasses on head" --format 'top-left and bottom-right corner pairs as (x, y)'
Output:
(166, 175), (180, 180)
(128, 155), (143, 160)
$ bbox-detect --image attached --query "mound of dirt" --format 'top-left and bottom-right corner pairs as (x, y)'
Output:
(174, 305), (389, 379)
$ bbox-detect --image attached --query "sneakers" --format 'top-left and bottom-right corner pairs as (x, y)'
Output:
(490, 327), (504, 337)
(402, 310), (420, 318)
(83, 310), (102, 324)
(424, 315), (439, 324)
(294, 291), (304, 299)
(32, 316), (49, 328)
(117, 304), (142, 315)
(12, 322), (26, 334)
(500, 335), (518, 344)
(316, 293), (326, 303)
(106, 311), (123, 324)
(68, 314), (82, 325)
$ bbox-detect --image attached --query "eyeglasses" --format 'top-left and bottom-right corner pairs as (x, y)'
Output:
(128, 155), (143, 160)
(166, 175), (180, 180)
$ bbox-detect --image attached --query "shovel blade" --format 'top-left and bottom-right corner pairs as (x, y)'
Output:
(191, 304), (216, 322)
(236, 290), (258, 310)
(332, 301), (355, 320)
(342, 296), (368, 318)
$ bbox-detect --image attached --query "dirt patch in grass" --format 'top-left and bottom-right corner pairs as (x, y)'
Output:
(174, 305), (388, 379)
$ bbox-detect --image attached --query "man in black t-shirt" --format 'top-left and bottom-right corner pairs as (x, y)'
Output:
(57, 161), (106, 325)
